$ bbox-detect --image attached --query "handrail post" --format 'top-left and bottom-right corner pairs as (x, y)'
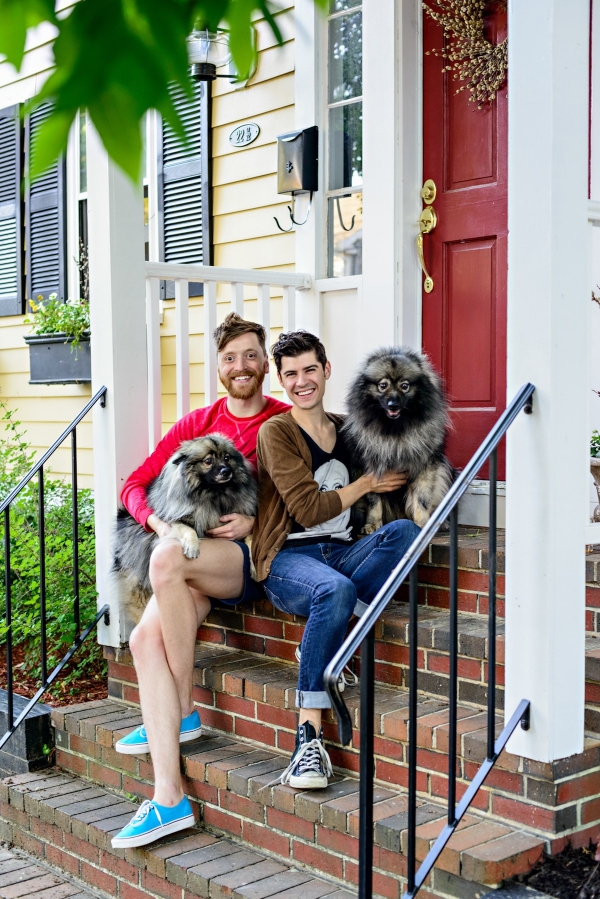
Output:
(4, 507), (13, 728)
(407, 566), (419, 893)
(358, 629), (375, 899)
(72, 429), (80, 636)
(38, 467), (47, 685)
(487, 449), (498, 760)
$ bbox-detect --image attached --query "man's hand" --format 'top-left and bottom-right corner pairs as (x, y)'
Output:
(206, 514), (255, 541)
(147, 513), (173, 538)
(364, 471), (409, 493)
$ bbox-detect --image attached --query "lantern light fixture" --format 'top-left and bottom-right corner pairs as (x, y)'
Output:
(187, 29), (234, 82)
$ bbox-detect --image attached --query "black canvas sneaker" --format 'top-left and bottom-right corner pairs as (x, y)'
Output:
(279, 721), (333, 790)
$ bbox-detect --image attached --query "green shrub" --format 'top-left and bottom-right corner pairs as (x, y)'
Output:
(592, 431), (600, 459)
(0, 400), (105, 698)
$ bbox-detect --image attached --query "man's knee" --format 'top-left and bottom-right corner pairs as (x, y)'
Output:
(316, 576), (356, 623)
(129, 615), (163, 661)
(149, 539), (188, 589)
(383, 519), (421, 544)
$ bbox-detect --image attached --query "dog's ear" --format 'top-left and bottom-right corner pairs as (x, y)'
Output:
(171, 453), (185, 466)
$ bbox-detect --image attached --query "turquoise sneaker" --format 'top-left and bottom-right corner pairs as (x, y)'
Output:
(111, 796), (195, 849)
(115, 709), (202, 755)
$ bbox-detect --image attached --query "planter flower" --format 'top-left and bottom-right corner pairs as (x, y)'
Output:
(24, 294), (91, 385)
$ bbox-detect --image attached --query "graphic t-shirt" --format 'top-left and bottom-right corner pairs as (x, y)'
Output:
(287, 424), (353, 543)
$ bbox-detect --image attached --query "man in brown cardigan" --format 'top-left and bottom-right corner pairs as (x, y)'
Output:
(253, 331), (420, 789)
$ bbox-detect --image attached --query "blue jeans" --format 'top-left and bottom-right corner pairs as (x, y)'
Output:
(263, 519), (420, 709)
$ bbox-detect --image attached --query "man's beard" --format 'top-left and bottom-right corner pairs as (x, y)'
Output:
(219, 368), (265, 399)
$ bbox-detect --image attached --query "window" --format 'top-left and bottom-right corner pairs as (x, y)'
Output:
(77, 109), (89, 299)
(327, 0), (363, 277)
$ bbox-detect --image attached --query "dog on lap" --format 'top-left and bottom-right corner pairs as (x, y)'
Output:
(253, 331), (421, 790)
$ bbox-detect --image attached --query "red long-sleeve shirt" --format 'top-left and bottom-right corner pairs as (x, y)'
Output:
(121, 395), (289, 530)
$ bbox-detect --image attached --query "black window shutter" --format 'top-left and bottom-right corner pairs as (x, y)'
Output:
(158, 81), (211, 299)
(25, 102), (67, 304)
(0, 105), (23, 316)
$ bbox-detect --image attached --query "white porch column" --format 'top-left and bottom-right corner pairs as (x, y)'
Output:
(505, 0), (589, 760)
(87, 126), (148, 647)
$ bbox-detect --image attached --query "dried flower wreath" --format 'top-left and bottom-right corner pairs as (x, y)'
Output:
(423, 0), (508, 106)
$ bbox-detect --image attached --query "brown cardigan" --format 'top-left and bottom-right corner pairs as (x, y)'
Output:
(252, 411), (346, 581)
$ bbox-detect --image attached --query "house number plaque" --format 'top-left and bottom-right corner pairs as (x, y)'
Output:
(229, 123), (260, 148)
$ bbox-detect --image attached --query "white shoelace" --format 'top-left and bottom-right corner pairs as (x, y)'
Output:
(294, 645), (359, 690)
(131, 800), (162, 827)
(277, 738), (333, 787)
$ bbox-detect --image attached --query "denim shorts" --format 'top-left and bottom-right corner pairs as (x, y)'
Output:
(209, 540), (264, 609)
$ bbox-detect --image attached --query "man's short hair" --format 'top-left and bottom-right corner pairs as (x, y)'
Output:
(270, 330), (328, 373)
(213, 313), (267, 355)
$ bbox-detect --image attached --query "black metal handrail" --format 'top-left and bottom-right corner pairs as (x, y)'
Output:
(1, 386), (109, 753)
(324, 382), (535, 899)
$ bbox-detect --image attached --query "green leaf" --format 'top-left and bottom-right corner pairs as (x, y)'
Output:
(89, 86), (144, 183)
(225, 0), (257, 81)
(27, 107), (73, 181)
(0, 0), (56, 70)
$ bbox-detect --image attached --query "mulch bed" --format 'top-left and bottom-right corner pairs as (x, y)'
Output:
(511, 844), (600, 898)
(0, 644), (108, 708)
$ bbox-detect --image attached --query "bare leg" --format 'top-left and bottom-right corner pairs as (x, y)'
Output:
(299, 709), (322, 731)
(128, 538), (244, 806)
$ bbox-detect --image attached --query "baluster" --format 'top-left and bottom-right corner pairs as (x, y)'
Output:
(487, 449), (498, 760)
(38, 467), (47, 685)
(4, 507), (13, 728)
(204, 281), (218, 404)
(231, 282), (244, 316)
(448, 505), (459, 824)
(283, 285), (296, 332)
(175, 280), (190, 419)
(146, 277), (162, 451)
(358, 628), (375, 899)
(407, 566), (419, 893)
(72, 429), (80, 636)
(257, 284), (271, 394)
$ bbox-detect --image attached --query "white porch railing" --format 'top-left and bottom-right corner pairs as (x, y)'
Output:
(144, 262), (312, 451)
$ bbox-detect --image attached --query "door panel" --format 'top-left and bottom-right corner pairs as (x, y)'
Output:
(421, 5), (507, 475)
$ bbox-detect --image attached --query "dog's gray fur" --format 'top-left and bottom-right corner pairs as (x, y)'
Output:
(113, 434), (257, 626)
(342, 347), (453, 530)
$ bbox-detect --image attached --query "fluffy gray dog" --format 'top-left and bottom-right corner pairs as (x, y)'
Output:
(342, 347), (453, 532)
(113, 434), (257, 626)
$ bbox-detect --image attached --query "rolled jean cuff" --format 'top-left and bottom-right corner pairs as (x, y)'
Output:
(296, 690), (332, 709)
(353, 599), (368, 618)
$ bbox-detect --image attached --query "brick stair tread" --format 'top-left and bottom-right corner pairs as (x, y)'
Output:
(0, 768), (356, 899)
(377, 602), (505, 659)
(49, 700), (546, 890)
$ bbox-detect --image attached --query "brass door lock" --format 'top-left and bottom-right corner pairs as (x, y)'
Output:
(417, 180), (438, 293)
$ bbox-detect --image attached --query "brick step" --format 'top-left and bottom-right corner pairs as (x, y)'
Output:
(48, 703), (547, 898)
(195, 600), (506, 701)
(0, 843), (112, 898)
(586, 549), (600, 633)
(53, 697), (600, 851)
(0, 768), (354, 899)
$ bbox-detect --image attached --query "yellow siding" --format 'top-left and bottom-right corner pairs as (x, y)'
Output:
(0, 2), (297, 490)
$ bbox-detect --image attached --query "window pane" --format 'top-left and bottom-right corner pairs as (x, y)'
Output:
(79, 110), (87, 194)
(329, 101), (362, 190)
(329, 10), (362, 103)
(328, 193), (362, 277)
(329, 0), (360, 12)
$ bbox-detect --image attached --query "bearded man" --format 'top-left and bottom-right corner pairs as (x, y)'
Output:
(110, 313), (288, 849)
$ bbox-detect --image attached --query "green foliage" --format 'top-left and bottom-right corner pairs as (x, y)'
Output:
(25, 294), (90, 351)
(0, 399), (105, 697)
(592, 431), (600, 459)
(2, 0), (327, 182)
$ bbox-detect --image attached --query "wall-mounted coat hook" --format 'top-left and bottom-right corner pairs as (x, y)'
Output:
(274, 193), (314, 232)
(335, 196), (356, 232)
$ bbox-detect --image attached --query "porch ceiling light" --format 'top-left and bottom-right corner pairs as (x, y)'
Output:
(187, 29), (232, 81)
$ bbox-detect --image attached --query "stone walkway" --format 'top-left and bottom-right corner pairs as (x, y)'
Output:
(0, 844), (109, 899)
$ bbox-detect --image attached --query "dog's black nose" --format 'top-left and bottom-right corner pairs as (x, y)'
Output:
(215, 465), (232, 481)
(387, 399), (401, 411)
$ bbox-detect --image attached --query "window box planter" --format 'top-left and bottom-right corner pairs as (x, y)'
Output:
(24, 333), (91, 385)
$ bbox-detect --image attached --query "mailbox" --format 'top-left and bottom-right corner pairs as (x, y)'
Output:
(277, 126), (318, 195)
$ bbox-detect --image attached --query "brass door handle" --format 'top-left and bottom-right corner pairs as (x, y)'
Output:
(417, 206), (437, 293)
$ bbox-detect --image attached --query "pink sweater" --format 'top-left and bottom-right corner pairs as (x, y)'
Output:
(121, 395), (289, 530)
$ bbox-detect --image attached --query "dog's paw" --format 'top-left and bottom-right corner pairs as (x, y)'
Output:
(360, 524), (377, 536)
(170, 523), (200, 559)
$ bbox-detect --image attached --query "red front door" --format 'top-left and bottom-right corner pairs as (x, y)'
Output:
(421, 7), (508, 475)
